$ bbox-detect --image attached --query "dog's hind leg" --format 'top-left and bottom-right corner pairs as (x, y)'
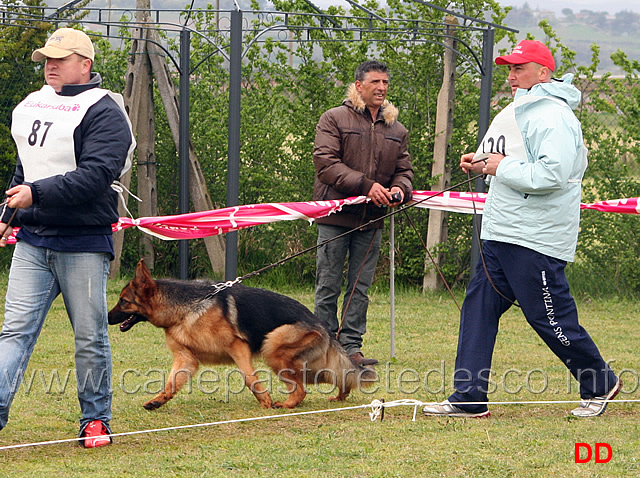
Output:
(144, 340), (200, 410)
(227, 339), (274, 409)
(262, 325), (328, 408)
(271, 369), (307, 409)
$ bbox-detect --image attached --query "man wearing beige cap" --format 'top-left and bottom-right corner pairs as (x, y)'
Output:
(422, 40), (620, 419)
(0, 28), (134, 447)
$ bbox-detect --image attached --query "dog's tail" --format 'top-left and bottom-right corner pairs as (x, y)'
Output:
(315, 335), (378, 401)
(262, 323), (377, 402)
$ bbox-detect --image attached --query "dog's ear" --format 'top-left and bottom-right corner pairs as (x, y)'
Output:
(133, 258), (155, 288)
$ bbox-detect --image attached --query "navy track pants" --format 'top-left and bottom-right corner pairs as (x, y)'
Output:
(449, 241), (617, 412)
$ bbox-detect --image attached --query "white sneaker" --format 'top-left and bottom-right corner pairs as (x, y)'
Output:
(422, 400), (490, 418)
(570, 378), (622, 417)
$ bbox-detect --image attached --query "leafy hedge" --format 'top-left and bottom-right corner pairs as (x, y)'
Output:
(0, 1), (638, 296)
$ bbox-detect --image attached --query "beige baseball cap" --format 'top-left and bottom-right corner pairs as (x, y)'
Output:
(32, 28), (95, 62)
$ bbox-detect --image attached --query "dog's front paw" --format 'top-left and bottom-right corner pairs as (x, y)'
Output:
(143, 400), (163, 410)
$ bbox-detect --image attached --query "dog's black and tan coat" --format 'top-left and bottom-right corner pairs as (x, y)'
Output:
(108, 260), (376, 409)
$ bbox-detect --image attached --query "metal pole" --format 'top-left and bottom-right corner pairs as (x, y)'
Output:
(470, 27), (494, 279)
(390, 215), (395, 358)
(225, 9), (242, 280)
(178, 28), (190, 280)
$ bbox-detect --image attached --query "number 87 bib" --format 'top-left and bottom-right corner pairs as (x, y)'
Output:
(11, 85), (109, 182)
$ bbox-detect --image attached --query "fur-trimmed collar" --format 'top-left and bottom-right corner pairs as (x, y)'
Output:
(346, 83), (399, 125)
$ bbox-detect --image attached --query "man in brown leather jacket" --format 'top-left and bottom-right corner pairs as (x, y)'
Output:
(313, 60), (413, 366)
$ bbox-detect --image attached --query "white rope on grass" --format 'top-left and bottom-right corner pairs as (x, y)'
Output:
(1, 397), (639, 451)
(373, 398), (640, 422)
(0, 403), (373, 451)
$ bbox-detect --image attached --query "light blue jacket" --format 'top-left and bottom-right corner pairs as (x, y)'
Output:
(478, 74), (588, 262)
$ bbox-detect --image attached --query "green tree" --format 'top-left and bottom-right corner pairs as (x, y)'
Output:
(9, 2), (639, 296)
(117, 0), (512, 281)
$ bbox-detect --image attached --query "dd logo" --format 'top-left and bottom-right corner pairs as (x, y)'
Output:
(574, 443), (613, 463)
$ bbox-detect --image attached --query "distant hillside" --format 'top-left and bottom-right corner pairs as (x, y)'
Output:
(52, 0), (639, 74)
(503, 5), (640, 74)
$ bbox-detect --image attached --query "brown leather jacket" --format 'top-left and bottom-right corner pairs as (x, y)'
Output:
(313, 84), (413, 229)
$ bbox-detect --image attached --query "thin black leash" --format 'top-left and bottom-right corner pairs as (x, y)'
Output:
(203, 173), (485, 298)
(400, 209), (461, 311)
(465, 164), (521, 308)
(336, 230), (377, 339)
(0, 201), (18, 243)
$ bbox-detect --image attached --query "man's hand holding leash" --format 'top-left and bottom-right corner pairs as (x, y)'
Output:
(0, 222), (12, 248)
(367, 182), (403, 207)
(5, 185), (33, 210)
(0, 185), (31, 247)
(460, 152), (505, 176)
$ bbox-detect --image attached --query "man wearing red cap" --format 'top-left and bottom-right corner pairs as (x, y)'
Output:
(422, 40), (620, 418)
(0, 28), (135, 446)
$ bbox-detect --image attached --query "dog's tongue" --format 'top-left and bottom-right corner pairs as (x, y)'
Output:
(120, 316), (134, 332)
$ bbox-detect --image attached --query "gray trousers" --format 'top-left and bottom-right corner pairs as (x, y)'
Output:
(314, 224), (382, 355)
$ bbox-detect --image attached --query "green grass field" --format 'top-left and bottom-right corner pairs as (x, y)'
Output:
(0, 278), (638, 477)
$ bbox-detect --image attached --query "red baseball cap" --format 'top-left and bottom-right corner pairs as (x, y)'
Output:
(495, 40), (555, 72)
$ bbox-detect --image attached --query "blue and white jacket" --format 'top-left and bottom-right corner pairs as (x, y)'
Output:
(474, 74), (588, 262)
(4, 73), (134, 240)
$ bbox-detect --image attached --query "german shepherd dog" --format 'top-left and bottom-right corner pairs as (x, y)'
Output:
(108, 260), (376, 409)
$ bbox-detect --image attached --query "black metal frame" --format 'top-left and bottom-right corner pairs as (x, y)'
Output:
(1, 1), (516, 279)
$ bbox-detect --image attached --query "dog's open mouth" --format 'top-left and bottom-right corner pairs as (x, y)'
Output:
(117, 314), (147, 332)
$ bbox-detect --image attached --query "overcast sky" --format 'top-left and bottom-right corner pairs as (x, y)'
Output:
(498, 0), (638, 15)
(42, 0), (640, 16)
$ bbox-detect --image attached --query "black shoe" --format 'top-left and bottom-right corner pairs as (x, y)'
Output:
(350, 352), (379, 366)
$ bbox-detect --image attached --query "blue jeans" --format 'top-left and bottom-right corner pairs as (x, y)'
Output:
(314, 224), (382, 356)
(0, 241), (112, 430)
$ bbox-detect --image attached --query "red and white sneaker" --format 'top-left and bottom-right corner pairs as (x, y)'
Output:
(79, 420), (113, 448)
(570, 378), (622, 417)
